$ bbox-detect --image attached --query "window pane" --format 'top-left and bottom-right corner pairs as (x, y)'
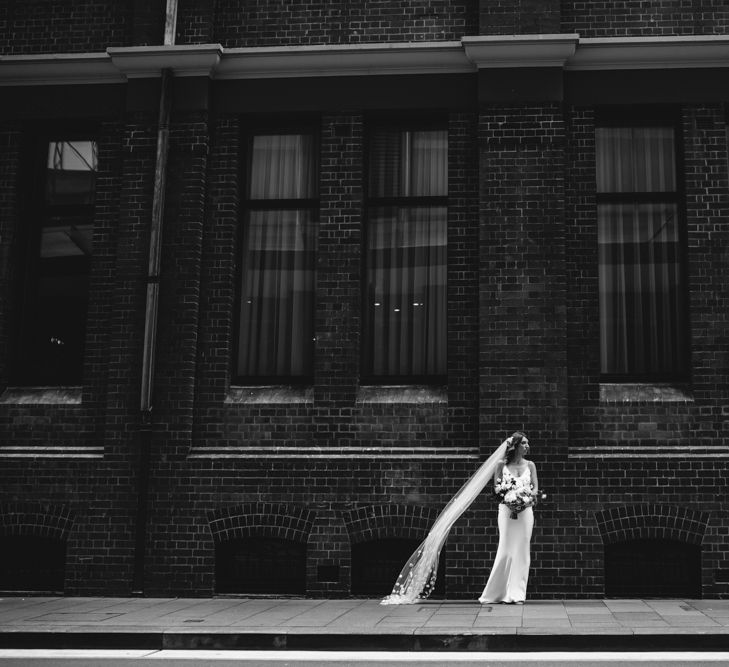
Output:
(46, 141), (97, 206)
(368, 129), (447, 198)
(598, 203), (686, 376)
(364, 206), (447, 377)
(17, 139), (97, 385)
(248, 134), (315, 200)
(237, 209), (316, 377)
(40, 221), (93, 258)
(23, 265), (90, 385)
(596, 127), (675, 193)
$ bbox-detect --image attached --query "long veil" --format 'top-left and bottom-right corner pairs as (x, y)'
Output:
(380, 440), (508, 605)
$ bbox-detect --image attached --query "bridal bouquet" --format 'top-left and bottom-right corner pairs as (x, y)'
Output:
(493, 474), (538, 520)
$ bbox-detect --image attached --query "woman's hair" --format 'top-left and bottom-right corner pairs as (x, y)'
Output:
(504, 431), (527, 465)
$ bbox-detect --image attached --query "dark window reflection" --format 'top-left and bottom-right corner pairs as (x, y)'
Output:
(16, 139), (97, 386)
(236, 131), (318, 380)
(364, 126), (448, 381)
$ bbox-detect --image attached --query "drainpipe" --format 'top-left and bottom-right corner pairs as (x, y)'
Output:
(132, 0), (178, 595)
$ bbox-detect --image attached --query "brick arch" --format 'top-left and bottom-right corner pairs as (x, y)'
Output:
(594, 504), (710, 546)
(207, 503), (315, 544)
(342, 504), (439, 544)
(0, 502), (75, 540)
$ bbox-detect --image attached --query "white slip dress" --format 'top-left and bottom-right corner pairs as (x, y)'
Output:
(478, 465), (534, 604)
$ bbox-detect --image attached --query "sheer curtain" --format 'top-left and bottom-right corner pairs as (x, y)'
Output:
(596, 127), (686, 377)
(366, 128), (447, 378)
(237, 134), (316, 378)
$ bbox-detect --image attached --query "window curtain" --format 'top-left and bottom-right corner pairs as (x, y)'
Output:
(366, 129), (447, 377)
(596, 127), (686, 377)
(237, 134), (316, 378)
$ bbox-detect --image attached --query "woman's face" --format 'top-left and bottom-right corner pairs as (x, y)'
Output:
(518, 437), (530, 455)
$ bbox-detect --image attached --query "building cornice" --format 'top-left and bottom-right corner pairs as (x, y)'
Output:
(566, 35), (729, 70)
(0, 52), (123, 86)
(107, 44), (223, 78)
(3, 35), (729, 86)
(217, 41), (471, 78)
(463, 34), (578, 68)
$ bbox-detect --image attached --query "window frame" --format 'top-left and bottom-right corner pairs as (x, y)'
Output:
(232, 118), (320, 386)
(595, 107), (691, 383)
(361, 116), (449, 385)
(12, 127), (99, 387)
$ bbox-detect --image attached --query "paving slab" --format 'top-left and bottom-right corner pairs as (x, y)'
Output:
(2, 597), (729, 652)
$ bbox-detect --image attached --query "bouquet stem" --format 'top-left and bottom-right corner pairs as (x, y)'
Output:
(509, 510), (519, 520)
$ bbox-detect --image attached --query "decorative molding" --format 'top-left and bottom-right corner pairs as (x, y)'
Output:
(107, 44), (222, 78)
(0, 53), (122, 86)
(462, 34), (579, 68)
(189, 446), (479, 459)
(4, 35), (729, 86)
(0, 446), (103, 459)
(566, 35), (729, 70)
(571, 445), (729, 459)
(217, 41), (470, 79)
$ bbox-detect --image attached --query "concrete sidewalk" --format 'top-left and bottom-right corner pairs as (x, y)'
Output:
(0, 597), (728, 652)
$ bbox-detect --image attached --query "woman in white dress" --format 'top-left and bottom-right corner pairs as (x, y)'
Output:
(381, 433), (532, 605)
(479, 431), (538, 605)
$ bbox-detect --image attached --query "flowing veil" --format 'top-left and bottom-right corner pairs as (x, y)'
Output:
(380, 439), (509, 605)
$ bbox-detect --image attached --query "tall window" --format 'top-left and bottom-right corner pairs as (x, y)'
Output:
(236, 130), (317, 381)
(363, 124), (447, 381)
(596, 120), (688, 380)
(15, 138), (97, 385)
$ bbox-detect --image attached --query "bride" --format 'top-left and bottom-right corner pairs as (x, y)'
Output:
(381, 432), (538, 605)
(479, 432), (537, 604)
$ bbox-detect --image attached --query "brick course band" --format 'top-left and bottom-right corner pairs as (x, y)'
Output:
(207, 503), (315, 544)
(0, 502), (75, 540)
(343, 504), (439, 544)
(594, 505), (710, 546)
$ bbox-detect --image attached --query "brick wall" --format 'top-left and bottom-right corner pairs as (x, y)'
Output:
(480, 0), (560, 35)
(204, 0), (477, 47)
(1, 1), (729, 600)
(0, 0), (131, 54)
(478, 105), (569, 457)
(561, 0), (729, 37)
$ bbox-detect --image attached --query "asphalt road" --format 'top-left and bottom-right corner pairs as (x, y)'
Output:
(2, 650), (729, 666)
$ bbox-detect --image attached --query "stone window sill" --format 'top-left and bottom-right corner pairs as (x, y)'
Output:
(599, 383), (693, 404)
(225, 385), (313, 405)
(356, 385), (447, 405)
(0, 386), (82, 405)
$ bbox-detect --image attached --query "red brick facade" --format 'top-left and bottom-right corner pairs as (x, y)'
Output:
(0, 2), (728, 599)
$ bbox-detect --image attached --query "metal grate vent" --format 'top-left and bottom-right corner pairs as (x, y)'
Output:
(0, 535), (66, 593)
(351, 538), (445, 597)
(215, 537), (306, 595)
(605, 538), (701, 598)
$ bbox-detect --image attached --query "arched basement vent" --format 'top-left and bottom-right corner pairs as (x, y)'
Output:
(351, 537), (445, 597)
(215, 536), (306, 594)
(605, 538), (701, 598)
(0, 535), (66, 593)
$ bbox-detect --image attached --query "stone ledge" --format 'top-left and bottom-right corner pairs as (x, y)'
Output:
(0, 386), (82, 405)
(599, 383), (693, 404)
(356, 385), (447, 405)
(225, 385), (313, 405)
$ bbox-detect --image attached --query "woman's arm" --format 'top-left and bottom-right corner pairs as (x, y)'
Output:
(493, 461), (504, 486)
(529, 461), (539, 494)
